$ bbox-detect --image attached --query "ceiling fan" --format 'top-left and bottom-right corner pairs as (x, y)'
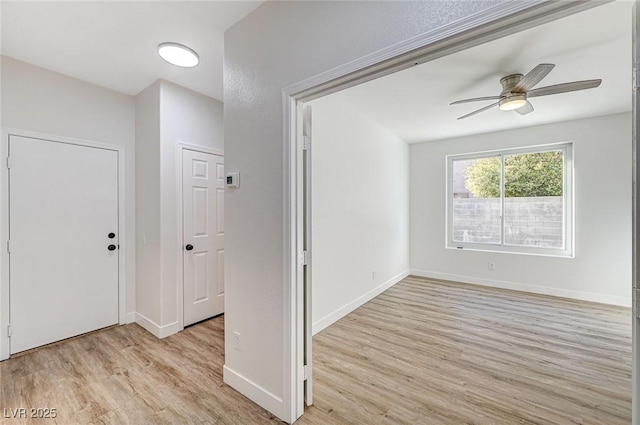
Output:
(450, 63), (602, 120)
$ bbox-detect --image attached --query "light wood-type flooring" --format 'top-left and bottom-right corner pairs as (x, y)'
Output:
(0, 276), (631, 424)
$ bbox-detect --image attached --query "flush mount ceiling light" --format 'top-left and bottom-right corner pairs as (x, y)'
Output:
(158, 42), (199, 68)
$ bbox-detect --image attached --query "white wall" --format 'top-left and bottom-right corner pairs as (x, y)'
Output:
(135, 81), (162, 326)
(161, 80), (224, 150)
(223, 1), (501, 420)
(310, 95), (409, 334)
(135, 79), (223, 336)
(411, 112), (632, 306)
(1, 56), (137, 318)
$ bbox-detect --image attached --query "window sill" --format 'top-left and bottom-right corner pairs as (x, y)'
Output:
(446, 244), (574, 259)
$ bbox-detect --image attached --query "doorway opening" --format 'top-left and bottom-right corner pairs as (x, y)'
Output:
(292, 3), (632, 422)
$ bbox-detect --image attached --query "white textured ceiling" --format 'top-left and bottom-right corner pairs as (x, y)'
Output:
(0, 1), (263, 100)
(330, 1), (632, 143)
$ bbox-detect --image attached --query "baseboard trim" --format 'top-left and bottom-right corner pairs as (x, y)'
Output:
(125, 312), (136, 324)
(312, 269), (410, 335)
(135, 313), (181, 339)
(223, 365), (285, 421)
(410, 269), (631, 307)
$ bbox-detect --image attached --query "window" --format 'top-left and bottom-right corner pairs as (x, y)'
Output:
(447, 143), (573, 257)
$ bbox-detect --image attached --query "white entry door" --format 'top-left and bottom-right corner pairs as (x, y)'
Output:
(9, 135), (119, 354)
(183, 149), (224, 326)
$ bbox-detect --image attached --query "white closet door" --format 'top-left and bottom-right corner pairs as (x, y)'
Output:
(9, 135), (119, 354)
(183, 149), (224, 326)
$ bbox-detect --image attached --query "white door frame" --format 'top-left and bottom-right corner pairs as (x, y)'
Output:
(0, 128), (127, 361)
(632, 1), (639, 423)
(175, 142), (224, 331)
(281, 0), (611, 422)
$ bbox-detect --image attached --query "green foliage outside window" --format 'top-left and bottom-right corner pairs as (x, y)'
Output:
(465, 151), (563, 198)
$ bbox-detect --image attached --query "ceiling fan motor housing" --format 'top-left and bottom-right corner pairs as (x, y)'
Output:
(499, 73), (527, 110)
(500, 73), (524, 94)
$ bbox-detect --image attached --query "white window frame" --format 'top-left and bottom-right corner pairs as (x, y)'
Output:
(446, 142), (574, 258)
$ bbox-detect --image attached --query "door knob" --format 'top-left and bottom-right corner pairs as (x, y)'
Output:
(108, 232), (116, 239)
(108, 244), (117, 251)
(185, 244), (194, 251)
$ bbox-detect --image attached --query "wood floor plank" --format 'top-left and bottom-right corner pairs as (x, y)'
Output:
(307, 277), (631, 425)
(0, 276), (631, 424)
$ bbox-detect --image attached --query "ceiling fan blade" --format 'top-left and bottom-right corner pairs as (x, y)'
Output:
(515, 101), (534, 116)
(513, 63), (555, 93)
(527, 79), (602, 98)
(457, 101), (500, 120)
(450, 96), (503, 105)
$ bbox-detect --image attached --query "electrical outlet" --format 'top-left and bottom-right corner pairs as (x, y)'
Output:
(233, 331), (241, 351)
(488, 262), (495, 271)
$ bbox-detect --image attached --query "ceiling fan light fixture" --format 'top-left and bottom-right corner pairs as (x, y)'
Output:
(158, 42), (199, 68)
(499, 95), (527, 111)
(451, 64), (602, 120)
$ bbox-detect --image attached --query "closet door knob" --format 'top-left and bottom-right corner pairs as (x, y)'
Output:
(185, 244), (194, 251)
(108, 244), (117, 251)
